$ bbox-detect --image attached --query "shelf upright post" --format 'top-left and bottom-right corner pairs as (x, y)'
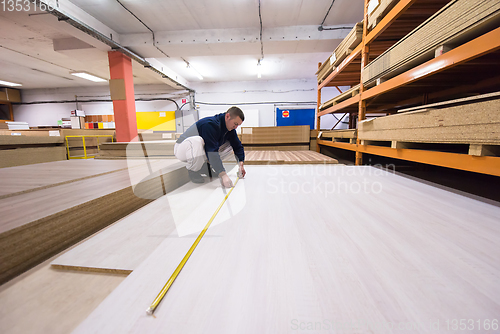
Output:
(355, 0), (370, 166)
(316, 62), (322, 153)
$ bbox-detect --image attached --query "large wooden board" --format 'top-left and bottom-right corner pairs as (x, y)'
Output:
(0, 159), (189, 284)
(73, 165), (500, 333)
(0, 159), (152, 198)
(51, 164), (243, 273)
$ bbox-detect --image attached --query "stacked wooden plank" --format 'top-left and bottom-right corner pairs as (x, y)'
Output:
(241, 125), (310, 151)
(0, 134), (66, 168)
(98, 140), (176, 158)
(0, 158), (189, 284)
(362, 0), (500, 85)
(316, 22), (363, 84)
(320, 129), (357, 144)
(367, 0), (398, 30)
(319, 84), (360, 111)
(358, 94), (500, 153)
(138, 132), (179, 141)
(243, 150), (338, 165)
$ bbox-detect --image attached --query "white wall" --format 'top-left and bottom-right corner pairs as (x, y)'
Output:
(13, 79), (349, 130)
(13, 85), (186, 128)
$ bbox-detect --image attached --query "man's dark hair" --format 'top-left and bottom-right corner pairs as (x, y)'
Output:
(226, 106), (245, 121)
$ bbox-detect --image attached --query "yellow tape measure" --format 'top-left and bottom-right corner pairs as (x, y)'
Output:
(146, 177), (240, 315)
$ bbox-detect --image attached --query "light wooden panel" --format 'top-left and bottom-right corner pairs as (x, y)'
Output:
(51, 165), (243, 273)
(73, 166), (500, 333)
(243, 150), (339, 165)
(0, 159), (150, 198)
(0, 159), (189, 284)
(0, 258), (126, 334)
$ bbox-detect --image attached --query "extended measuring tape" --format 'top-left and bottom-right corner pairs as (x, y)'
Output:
(146, 177), (240, 315)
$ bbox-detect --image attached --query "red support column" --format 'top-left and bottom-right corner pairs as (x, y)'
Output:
(108, 51), (138, 142)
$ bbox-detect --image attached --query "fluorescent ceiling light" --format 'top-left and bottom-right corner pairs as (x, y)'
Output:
(186, 64), (203, 80)
(70, 71), (107, 82)
(257, 60), (262, 79)
(0, 80), (22, 87)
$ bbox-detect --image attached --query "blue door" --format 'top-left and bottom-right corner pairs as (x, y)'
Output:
(276, 108), (315, 129)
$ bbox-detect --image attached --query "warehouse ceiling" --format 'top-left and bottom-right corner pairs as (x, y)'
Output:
(0, 0), (364, 90)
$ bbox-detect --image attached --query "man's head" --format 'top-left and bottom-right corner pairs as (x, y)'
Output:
(225, 106), (244, 131)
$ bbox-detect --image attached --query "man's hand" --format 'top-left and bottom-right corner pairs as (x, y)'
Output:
(238, 161), (246, 178)
(219, 171), (234, 188)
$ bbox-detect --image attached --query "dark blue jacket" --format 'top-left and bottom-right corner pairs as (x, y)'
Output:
(177, 113), (245, 174)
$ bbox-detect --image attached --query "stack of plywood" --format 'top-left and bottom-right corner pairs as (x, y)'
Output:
(316, 22), (363, 84)
(98, 140), (176, 158)
(367, 0), (399, 30)
(241, 126), (310, 151)
(363, 0), (500, 85)
(0, 132), (66, 168)
(243, 150), (338, 164)
(0, 158), (189, 284)
(358, 94), (500, 152)
(320, 129), (358, 144)
(320, 84), (360, 111)
(138, 132), (179, 141)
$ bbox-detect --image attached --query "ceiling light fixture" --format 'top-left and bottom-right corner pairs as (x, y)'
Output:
(0, 80), (22, 87)
(70, 71), (107, 82)
(257, 59), (262, 79)
(186, 64), (203, 80)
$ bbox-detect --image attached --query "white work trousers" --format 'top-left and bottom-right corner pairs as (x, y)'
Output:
(174, 136), (235, 172)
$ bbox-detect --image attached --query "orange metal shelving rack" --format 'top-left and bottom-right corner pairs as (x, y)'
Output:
(316, 0), (500, 177)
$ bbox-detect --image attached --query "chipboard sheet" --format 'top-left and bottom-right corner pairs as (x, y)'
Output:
(51, 164), (243, 273)
(0, 159), (152, 197)
(0, 159), (182, 234)
(73, 165), (500, 334)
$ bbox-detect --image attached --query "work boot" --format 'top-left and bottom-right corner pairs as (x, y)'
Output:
(187, 169), (204, 183)
(198, 162), (213, 177)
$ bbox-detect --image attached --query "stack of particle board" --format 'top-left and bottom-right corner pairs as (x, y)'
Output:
(367, 0), (399, 30)
(319, 84), (360, 111)
(0, 133), (66, 168)
(362, 0), (500, 85)
(241, 126), (310, 151)
(138, 132), (179, 141)
(243, 150), (338, 164)
(358, 93), (500, 147)
(316, 22), (363, 84)
(0, 158), (189, 284)
(320, 129), (358, 144)
(98, 140), (176, 158)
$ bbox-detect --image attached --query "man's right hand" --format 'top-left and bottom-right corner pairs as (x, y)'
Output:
(219, 172), (234, 188)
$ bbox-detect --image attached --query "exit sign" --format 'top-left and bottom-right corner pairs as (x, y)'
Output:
(182, 99), (187, 104)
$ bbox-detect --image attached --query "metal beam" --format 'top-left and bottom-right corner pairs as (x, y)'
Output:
(121, 25), (351, 47)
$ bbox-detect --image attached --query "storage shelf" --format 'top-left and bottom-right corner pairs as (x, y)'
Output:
(318, 140), (500, 177)
(316, 0), (500, 176)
